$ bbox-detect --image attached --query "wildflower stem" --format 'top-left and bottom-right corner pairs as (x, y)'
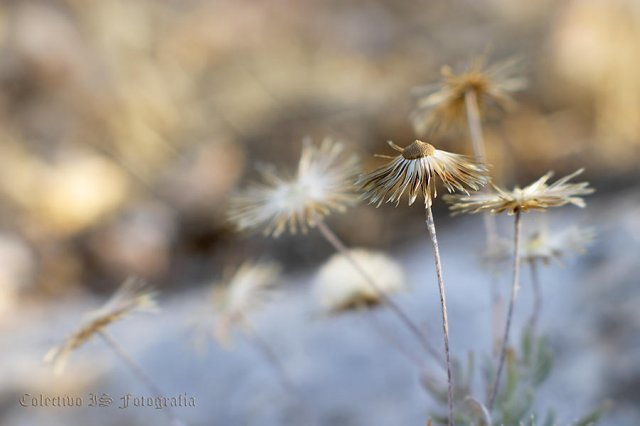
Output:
(528, 261), (542, 335)
(464, 88), (503, 357)
(243, 322), (297, 394)
(488, 210), (522, 411)
(464, 89), (488, 164)
(315, 220), (444, 367)
(98, 331), (185, 426)
(425, 203), (454, 426)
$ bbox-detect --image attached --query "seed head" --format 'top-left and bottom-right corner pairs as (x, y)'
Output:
(445, 169), (594, 215)
(411, 56), (526, 135)
(212, 261), (281, 348)
(228, 138), (359, 237)
(358, 140), (489, 207)
(45, 277), (157, 374)
(521, 226), (595, 265)
(314, 249), (406, 314)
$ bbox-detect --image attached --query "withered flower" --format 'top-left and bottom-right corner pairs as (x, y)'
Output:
(359, 140), (489, 207)
(212, 261), (281, 348)
(521, 226), (595, 265)
(228, 138), (359, 237)
(445, 169), (594, 215)
(412, 56), (525, 135)
(314, 249), (406, 313)
(45, 277), (157, 374)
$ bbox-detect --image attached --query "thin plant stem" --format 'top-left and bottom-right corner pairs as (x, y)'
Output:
(98, 331), (185, 426)
(464, 88), (503, 355)
(362, 305), (429, 371)
(464, 89), (487, 164)
(425, 203), (454, 426)
(243, 322), (297, 394)
(315, 219), (445, 368)
(528, 261), (542, 335)
(488, 210), (522, 411)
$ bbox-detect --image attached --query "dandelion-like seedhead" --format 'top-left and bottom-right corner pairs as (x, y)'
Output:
(45, 277), (157, 374)
(358, 140), (489, 208)
(445, 169), (594, 215)
(212, 261), (281, 348)
(521, 226), (595, 265)
(411, 56), (526, 135)
(228, 138), (359, 237)
(314, 249), (406, 313)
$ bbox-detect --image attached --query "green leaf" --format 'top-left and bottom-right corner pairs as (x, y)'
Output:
(542, 409), (557, 426)
(522, 327), (533, 367)
(532, 339), (553, 386)
(572, 401), (612, 426)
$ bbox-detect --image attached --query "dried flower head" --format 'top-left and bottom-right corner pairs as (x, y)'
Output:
(358, 140), (489, 207)
(521, 226), (595, 265)
(314, 249), (406, 313)
(212, 261), (281, 348)
(45, 277), (157, 374)
(411, 56), (526, 135)
(228, 138), (359, 237)
(445, 169), (594, 215)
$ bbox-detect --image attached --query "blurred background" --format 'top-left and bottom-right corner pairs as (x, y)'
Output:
(1, 0), (639, 425)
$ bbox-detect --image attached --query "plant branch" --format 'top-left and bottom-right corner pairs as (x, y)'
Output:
(488, 210), (522, 411)
(315, 219), (445, 368)
(464, 88), (503, 356)
(98, 331), (185, 426)
(425, 203), (454, 426)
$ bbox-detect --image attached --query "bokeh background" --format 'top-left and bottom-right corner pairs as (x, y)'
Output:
(1, 0), (639, 425)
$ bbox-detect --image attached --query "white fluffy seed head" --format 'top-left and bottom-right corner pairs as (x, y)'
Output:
(314, 249), (406, 313)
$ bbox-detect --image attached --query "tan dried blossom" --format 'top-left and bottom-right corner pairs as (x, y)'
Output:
(314, 249), (406, 313)
(411, 56), (526, 135)
(212, 261), (281, 348)
(521, 226), (595, 265)
(228, 138), (359, 237)
(445, 169), (594, 215)
(45, 277), (157, 374)
(358, 140), (489, 208)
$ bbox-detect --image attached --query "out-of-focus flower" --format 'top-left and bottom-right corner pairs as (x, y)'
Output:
(411, 57), (526, 135)
(358, 140), (489, 208)
(445, 169), (594, 215)
(228, 138), (359, 237)
(45, 278), (157, 374)
(314, 249), (406, 313)
(212, 262), (281, 348)
(521, 226), (595, 265)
